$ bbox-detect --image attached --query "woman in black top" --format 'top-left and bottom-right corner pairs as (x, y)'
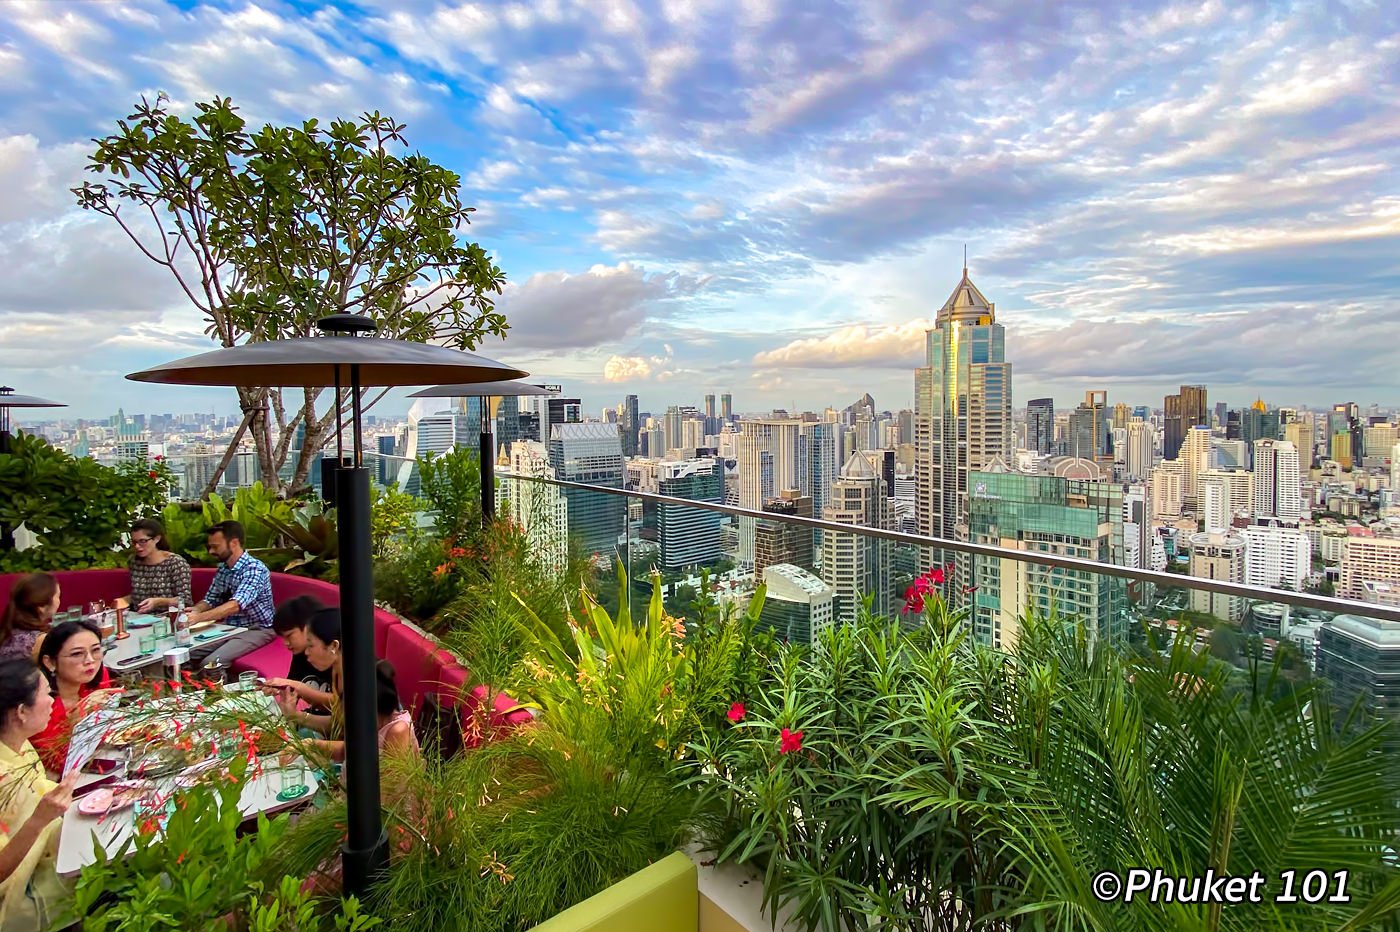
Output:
(260, 595), (332, 715)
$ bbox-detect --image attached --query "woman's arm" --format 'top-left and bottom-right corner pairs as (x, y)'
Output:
(0, 772), (76, 883)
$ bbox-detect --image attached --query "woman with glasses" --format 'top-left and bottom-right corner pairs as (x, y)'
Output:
(31, 620), (119, 775)
(122, 518), (192, 614)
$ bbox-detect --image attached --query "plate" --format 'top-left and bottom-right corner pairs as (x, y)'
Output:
(78, 787), (138, 816)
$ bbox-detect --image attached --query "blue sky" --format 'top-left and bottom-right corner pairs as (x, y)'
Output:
(2, 0), (1399, 421)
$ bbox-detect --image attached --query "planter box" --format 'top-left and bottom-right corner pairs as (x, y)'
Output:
(527, 851), (697, 932)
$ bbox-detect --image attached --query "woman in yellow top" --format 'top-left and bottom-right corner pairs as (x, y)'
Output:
(0, 657), (80, 931)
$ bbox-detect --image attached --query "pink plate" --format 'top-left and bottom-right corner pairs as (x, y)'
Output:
(78, 788), (136, 816)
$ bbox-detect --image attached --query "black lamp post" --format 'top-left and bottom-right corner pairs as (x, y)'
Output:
(127, 317), (527, 895)
(407, 380), (557, 525)
(0, 387), (67, 551)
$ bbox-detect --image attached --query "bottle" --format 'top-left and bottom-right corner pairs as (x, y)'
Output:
(175, 600), (192, 647)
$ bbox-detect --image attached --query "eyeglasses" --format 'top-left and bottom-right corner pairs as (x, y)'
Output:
(132, 537), (155, 545)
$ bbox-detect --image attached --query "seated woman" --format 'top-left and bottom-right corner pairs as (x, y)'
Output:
(273, 608), (417, 762)
(0, 574), (60, 664)
(123, 518), (192, 613)
(0, 658), (80, 931)
(32, 620), (119, 775)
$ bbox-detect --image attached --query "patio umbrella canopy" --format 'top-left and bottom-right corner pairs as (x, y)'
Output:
(0, 386), (68, 548)
(409, 380), (558, 523)
(126, 314), (528, 896)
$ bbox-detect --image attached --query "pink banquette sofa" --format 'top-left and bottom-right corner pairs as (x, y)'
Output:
(0, 568), (529, 745)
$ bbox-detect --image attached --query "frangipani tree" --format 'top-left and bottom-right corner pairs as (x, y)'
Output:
(74, 94), (508, 495)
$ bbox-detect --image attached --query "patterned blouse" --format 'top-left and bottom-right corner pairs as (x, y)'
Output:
(127, 553), (193, 608)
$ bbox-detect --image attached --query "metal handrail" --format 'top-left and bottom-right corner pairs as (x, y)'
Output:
(514, 473), (1400, 624)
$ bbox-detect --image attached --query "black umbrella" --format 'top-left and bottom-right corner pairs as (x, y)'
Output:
(408, 380), (558, 524)
(128, 314), (527, 895)
(0, 387), (68, 550)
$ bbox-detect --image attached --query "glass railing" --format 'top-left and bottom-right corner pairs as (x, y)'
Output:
(492, 471), (1400, 683)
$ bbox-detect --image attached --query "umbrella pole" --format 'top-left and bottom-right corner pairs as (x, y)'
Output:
(479, 395), (495, 526)
(339, 362), (388, 896)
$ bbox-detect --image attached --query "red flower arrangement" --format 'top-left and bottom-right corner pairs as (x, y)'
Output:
(778, 727), (804, 755)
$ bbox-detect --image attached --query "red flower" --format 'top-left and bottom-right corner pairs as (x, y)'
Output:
(726, 701), (746, 723)
(778, 728), (804, 755)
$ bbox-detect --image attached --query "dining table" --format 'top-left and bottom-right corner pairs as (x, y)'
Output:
(56, 687), (322, 877)
(99, 612), (242, 674)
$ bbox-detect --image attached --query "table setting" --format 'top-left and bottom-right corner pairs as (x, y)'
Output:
(57, 679), (322, 876)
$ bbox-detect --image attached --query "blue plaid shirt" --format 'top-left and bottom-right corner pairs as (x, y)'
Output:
(202, 552), (275, 629)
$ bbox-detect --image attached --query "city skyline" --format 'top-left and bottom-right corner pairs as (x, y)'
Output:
(3, 2), (1400, 417)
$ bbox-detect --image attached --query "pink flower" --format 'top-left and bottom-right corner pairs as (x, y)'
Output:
(726, 701), (746, 723)
(778, 727), (804, 755)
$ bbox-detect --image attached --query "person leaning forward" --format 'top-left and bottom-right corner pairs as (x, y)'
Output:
(187, 520), (276, 667)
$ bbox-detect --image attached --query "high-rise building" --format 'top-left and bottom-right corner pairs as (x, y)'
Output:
(1126, 418), (1154, 481)
(1188, 530), (1247, 622)
(966, 470), (1127, 648)
(914, 266), (1013, 554)
(1067, 390), (1111, 466)
(656, 459), (723, 569)
(621, 394), (640, 457)
(1163, 384), (1208, 461)
(755, 491), (815, 580)
(1026, 398), (1054, 455)
(1340, 536), (1400, 601)
(821, 452), (891, 624)
(497, 440), (569, 573)
(1241, 525), (1311, 592)
(1251, 439), (1303, 524)
(758, 564), (836, 644)
(549, 422), (625, 559)
(1316, 615), (1400, 730)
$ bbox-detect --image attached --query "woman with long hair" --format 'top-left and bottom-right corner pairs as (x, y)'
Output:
(0, 575), (59, 664)
(273, 608), (417, 762)
(0, 658), (79, 930)
(123, 518), (192, 613)
(31, 620), (118, 775)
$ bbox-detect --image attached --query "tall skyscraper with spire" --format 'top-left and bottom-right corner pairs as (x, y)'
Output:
(914, 264), (1013, 548)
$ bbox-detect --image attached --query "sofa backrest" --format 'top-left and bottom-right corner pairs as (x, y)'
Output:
(0, 568), (529, 738)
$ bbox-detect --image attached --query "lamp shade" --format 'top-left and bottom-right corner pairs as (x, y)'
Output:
(0, 387), (66, 409)
(126, 336), (527, 388)
(407, 380), (556, 399)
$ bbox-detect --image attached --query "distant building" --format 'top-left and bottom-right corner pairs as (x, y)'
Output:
(1188, 530), (1247, 622)
(755, 491), (814, 579)
(656, 459), (723, 569)
(758, 563), (836, 644)
(549, 422), (625, 559)
(821, 452), (891, 624)
(1316, 615), (1400, 727)
(966, 470), (1127, 648)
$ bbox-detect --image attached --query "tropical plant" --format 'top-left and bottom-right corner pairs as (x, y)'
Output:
(418, 446), (482, 540)
(370, 486), (419, 558)
(0, 433), (175, 571)
(67, 755), (375, 930)
(75, 94), (509, 495)
(688, 590), (1400, 932)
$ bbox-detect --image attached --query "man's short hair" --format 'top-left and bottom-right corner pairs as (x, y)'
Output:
(206, 520), (245, 545)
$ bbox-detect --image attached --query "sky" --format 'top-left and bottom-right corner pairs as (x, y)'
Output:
(2, 0), (1399, 423)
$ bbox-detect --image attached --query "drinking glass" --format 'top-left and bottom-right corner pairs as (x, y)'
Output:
(277, 762), (309, 801)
